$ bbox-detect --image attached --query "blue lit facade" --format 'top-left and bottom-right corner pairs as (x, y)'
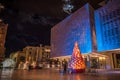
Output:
(51, 3), (95, 57)
(51, 0), (120, 69)
(95, 0), (120, 52)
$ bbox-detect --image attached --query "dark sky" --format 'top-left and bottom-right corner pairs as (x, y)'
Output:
(0, 0), (104, 56)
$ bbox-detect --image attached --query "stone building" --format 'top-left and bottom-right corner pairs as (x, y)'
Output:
(10, 45), (51, 65)
(0, 20), (8, 61)
(23, 45), (50, 63)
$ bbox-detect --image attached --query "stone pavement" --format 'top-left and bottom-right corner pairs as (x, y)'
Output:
(0, 68), (120, 80)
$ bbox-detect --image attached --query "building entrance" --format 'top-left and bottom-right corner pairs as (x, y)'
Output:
(116, 54), (120, 68)
(90, 57), (99, 68)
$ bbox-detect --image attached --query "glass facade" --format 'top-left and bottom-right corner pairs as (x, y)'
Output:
(51, 3), (95, 57)
(95, 0), (120, 51)
(51, 0), (120, 69)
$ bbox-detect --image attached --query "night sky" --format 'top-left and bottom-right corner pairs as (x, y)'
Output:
(0, 0), (104, 56)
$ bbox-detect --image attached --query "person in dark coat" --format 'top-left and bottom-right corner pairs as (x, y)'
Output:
(62, 59), (68, 73)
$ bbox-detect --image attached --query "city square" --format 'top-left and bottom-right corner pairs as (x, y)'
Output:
(0, 0), (120, 80)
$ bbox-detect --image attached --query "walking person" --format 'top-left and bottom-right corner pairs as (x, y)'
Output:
(62, 59), (68, 73)
(67, 59), (72, 74)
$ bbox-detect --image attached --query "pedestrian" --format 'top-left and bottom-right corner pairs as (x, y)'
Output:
(18, 62), (24, 69)
(62, 59), (68, 73)
(63, 63), (67, 73)
(67, 59), (72, 74)
(28, 63), (31, 71)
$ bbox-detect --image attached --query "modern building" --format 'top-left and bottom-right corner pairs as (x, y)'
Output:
(0, 20), (8, 61)
(95, 0), (120, 69)
(51, 3), (96, 57)
(51, 1), (120, 70)
(51, 3), (107, 69)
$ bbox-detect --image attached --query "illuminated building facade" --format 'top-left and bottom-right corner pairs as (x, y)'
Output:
(10, 45), (51, 66)
(0, 20), (8, 61)
(23, 45), (51, 63)
(51, 3), (96, 58)
(95, 0), (120, 69)
(51, 1), (120, 69)
(51, 2), (119, 70)
(95, 0), (120, 51)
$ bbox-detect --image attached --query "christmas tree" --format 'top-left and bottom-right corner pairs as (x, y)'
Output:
(70, 42), (86, 73)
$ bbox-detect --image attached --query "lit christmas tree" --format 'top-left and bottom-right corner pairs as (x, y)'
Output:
(70, 42), (86, 73)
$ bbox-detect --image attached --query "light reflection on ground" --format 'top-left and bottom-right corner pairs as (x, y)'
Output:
(0, 68), (120, 80)
(0, 68), (14, 80)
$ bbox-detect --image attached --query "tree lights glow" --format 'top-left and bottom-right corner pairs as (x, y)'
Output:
(70, 42), (86, 73)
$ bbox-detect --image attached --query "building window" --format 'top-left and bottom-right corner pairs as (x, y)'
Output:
(0, 34), (2, 38)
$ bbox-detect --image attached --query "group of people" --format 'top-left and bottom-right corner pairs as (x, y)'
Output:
(18, 61), (50, 70)
(59, 59), (67, 73)
(17, 59), (72, 73)
(18, 61), (35, 70)
(50, 59), (71, 73)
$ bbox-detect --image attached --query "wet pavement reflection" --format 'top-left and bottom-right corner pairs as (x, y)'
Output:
(0, 68), (120, 80)
(0, 68), (14, 80)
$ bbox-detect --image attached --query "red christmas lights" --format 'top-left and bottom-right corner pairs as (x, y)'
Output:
(69, 42), (86, 73)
